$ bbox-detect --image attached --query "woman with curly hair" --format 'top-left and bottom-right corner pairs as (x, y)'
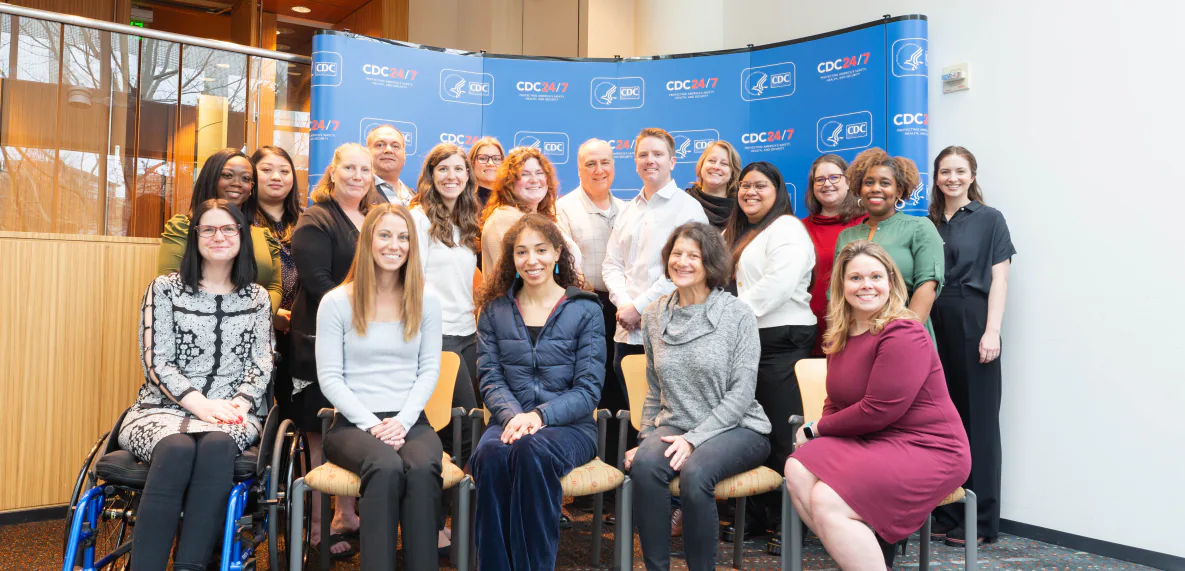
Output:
(480, 146), (581, 281)
(835, 148), (945, 340)
(470, 213), (605, 571)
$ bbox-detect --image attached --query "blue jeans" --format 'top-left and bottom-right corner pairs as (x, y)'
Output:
(631, 425), (770, 571)
(471, 423), (596, 571)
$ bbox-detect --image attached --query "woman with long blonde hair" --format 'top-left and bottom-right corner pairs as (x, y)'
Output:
(316, 203), (444, 570)
(289, 142), (380, 558)
(785, 240), (970, 569)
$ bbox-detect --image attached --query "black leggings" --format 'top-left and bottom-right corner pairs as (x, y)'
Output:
(131, 431), (238, 571)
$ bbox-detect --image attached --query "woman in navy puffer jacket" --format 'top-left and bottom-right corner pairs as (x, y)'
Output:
(470, 213), (605, 571)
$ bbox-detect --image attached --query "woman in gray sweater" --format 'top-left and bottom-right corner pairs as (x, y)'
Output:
(316, 203), (444, 570)
(623, 222), (771, 571)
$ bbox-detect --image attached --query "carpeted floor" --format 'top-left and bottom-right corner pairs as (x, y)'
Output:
(5, 500), (1161, 570)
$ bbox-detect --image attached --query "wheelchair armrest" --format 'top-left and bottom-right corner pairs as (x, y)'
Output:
(788, 415), (805, 450)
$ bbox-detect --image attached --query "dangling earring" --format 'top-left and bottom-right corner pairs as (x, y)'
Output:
(554, 264), (560, 275)
(515, 271), (520, 280)
(857, 197), (863, 208)
(895, 198), (906, 211)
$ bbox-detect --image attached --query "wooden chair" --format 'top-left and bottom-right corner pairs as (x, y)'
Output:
(618, 354), (786, 570)
(780, 358), (978, 571)
(288, 352), (474, 571)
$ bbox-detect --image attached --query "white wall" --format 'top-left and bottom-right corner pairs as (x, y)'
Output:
(662, 0), (1183, 557)
(584, 0), (636, 57)
(409, 0), (579, 56)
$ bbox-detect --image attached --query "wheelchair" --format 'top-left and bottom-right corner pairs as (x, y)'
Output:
(61, 402), (309, 571)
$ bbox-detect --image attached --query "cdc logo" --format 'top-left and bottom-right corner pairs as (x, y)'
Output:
(893, 113), (928, 126)
(359, 118), (418, 155)
(514, 131), (570, 165)
(668, 129), (720, 160)
(740, 62), (795, 101)
(816, 111), (873, 153)
(590, 77), (645, 110)
(892, 38), (927, 78)
(439, 69), (495, 105)
(311, 51), (342, 87)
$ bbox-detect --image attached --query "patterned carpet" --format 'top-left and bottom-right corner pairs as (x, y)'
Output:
(4, 501), (1161, 570)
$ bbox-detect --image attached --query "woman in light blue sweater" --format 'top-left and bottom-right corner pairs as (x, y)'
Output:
(315, 203), (444, 571)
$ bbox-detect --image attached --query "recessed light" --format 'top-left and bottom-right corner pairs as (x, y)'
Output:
(288, 71), (302, 76)
(215, 63), (229, 68)
(277, 27), (295, 35)
(291, 6), (311, 13)
(276, 43), (291, 51)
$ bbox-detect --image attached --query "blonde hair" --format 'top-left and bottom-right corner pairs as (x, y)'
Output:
(823, 240), (918, 354)
(691, 140), (742, 197)
(310, 143), (381, 213)
(342, 203), (424, 341)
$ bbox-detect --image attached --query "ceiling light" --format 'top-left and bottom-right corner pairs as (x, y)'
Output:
(291, 6), (311, 13)
(277, 27), (295, 35)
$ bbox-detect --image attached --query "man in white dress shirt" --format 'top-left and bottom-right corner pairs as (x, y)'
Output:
(367, 125), (415, 205)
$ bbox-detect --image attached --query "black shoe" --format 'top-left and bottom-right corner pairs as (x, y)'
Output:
(767, 536), (781, 555)
(721, 521), (765, 543)
(560, 514), (573, 529)
(929, 518), (958, 541)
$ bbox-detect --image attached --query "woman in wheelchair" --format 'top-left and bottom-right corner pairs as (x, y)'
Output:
(119, 198), (274, 570)
(315, 203), (444, 570)
(470, 214), (605, 571)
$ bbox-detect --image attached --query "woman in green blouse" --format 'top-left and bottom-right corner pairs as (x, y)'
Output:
(158, 148), (283, 313)
(835, 148), (943, 340)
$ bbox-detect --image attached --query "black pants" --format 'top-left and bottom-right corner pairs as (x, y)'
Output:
(931, 287), (1001, 539)
(594, 291), (626, 466)
(324, 412), (443, 571)
(632, 425), (770, 571)
(442, 334), (479, 464)
(131, 432), (237, 571)
(748, 324), (815, 532)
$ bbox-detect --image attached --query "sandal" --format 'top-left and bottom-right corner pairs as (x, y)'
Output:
(327, 532), (359, 560)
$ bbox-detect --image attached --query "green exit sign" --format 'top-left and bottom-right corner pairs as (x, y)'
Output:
(130, 20), (145, 27)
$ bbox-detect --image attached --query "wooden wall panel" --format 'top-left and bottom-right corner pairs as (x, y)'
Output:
(0, 232), (159, 512)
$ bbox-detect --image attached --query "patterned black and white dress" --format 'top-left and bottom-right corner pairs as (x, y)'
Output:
(118, 273), (274, 462)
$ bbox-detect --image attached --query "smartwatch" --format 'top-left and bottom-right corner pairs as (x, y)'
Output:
(803, 421), (818, 440)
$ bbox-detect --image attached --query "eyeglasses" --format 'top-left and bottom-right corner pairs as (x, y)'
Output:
(475, 154), (504, 165)
(196, 224), (241, 238)
(813, 174), (845, 186)
(739, 181), (772, 191)
(220, 171), (255, 185)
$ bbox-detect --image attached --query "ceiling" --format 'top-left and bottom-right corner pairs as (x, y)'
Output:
(137, 0), (371, 55)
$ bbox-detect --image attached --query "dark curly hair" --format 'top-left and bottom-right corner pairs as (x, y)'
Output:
(846, 147), (920, 205)
(478, 213), (584, 308)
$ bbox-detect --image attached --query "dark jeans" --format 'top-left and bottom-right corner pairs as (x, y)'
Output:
(748, 324), (815, 532)
(631, 425), (770, 571)
(442, 334), (479, 464)
(324, 412), (443, 571)
(131, 432), (237, 571)
(471, 423), (596, 571)
(932, 288), (1002, 538)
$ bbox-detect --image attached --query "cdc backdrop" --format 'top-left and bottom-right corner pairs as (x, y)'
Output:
(308, 15), (929, 216)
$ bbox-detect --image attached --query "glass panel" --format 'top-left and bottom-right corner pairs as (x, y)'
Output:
(249, 56), (311, 204)
(0, 15), (62, 233)
(105, 30), (141, 236)
(176, 46), (247, 215)
(132, 37), (180, 237)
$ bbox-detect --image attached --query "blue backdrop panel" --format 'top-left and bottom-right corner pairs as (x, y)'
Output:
(309, 15), (929, 216)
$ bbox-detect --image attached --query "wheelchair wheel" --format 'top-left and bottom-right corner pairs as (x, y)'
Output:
(64, 487), (138, 571)
(62, 431), (111, 557)
(268, 425), (311, 571)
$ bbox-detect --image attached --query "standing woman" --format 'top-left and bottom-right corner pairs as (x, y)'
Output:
(480, 146), (581, 278)
(470, 214), (605, 571)
(122, 199), (273, 570)
(927, 146), (1014, 546)
(803, 154), (865, 356)
(625, 222), (771, 571)
(289, 142), (380, 558)
(158, 148), (283, 313)
(317, 203), (444, 571)
(250, 145), (303, 421)
(835, 148), (944, 340)
(684, 140), (741, 230)
(468, 136), (505, 210)
(723, 162), (816, 539)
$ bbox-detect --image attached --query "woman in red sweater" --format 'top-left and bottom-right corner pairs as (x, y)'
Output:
(802, 154), (866, 356)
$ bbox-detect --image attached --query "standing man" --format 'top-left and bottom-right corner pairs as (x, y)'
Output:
(602, 128), (709, 533)
(366, 124), (415, 205)
(557, 139), (628, 480)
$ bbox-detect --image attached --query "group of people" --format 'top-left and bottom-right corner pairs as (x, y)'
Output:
(114, 122), (1014, 571)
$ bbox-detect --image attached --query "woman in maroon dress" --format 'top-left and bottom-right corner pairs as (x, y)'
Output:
(785, 240), (970, 569)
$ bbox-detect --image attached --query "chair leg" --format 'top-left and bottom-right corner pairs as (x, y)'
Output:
(320, 488), (331, 571)
(450, 483), (461, 565)
(788, 493), (803, 571)
(619, 477), (633, 571)
(732, 497), (745, 569)
(591, 492), (604, 566)
(289, 478), (307, 571)
(920, 515), (931, 570)
(963, 490), (978, 571)
(455, 477), (472, 571)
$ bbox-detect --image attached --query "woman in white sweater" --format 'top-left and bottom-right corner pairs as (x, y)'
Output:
(316, 203), (444, 570)
(722, 161), (817, 540)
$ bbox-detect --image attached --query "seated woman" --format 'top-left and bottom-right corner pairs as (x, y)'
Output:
(158, 148), (283, 313)
(624, 222), (771, 571)
(120, 199), (273, 571)
(470, 213), (605, 571)
(785, 240), (971, 569)
(315, 203), (444, 571)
